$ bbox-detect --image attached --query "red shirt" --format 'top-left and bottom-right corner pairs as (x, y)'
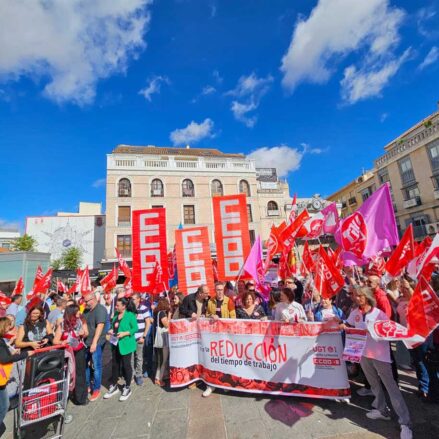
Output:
(374, 288), (392, 318)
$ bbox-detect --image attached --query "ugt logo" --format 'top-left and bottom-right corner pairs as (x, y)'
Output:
(341, 212), (367, 258)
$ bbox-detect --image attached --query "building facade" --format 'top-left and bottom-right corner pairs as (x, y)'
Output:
(0, 229), (20, 250)
(104, 145), (294, 262)
(328, 106), (439, 240)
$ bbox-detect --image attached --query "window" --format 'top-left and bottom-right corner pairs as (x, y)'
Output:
(247, 204), (253, 222)
(267, 201), (279, 216)
(183, 205), (195, 224)
(239, 180), (251, 196)
(360, 186), (373, 202)
(116, 235), (131, 258)
(428, 141), (439, 172)
(407, 216), (429, 239)
(118, 178), (131, 197)
(118, 206), (131, 226)
(151, 179), (164, 197)
(377, 168), (390, 185)
(182, 179), (195, 197)
(404, 184), (420, 201)
(249, 230), (256, 246)
(398, 156), (416, 186)
(211, 179), (223, 196)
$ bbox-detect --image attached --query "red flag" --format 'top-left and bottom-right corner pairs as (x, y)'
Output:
(115, 248), (132, 280)
(56, 280), (67, 293)
(279, 247), (296, 279)
(280, 209), (310, 250)
(150, 260), (166, 295)
(385, 224), (415, 277)
(80, 266), (92, 296)
(288, 193), (298, 224)
(314, 246), (344, 299)
(296, 212), (325, 239)
(12, 277), (24, 296)
(100, 265), (118, 293)
(124, 278), (133, 297)
(67, 268), (82, 294)
(264, 224), (281, 272)
(301, 241), (315, 274)
(33, 268), (53, 295)
(32, 265), (43, 291)
(0, 291), (11, 307)
(212, 259), (219, 282)
(407, 276), (439, 339)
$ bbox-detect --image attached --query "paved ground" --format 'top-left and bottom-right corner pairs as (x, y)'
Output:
(3, 356), (438, 439)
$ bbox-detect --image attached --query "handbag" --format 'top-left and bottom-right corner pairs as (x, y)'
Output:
(153, 312), (169, 348)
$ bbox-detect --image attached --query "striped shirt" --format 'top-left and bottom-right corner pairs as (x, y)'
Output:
(135, 304), (151, 339)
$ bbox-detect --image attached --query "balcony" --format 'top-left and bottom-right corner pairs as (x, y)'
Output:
(403, 196), (421, 209)
(348, 197), (357, 206)
(413, 225), (427, 239)
(267, 210), (280, 217)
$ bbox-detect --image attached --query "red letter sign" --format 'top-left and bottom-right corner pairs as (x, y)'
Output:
(175, 227), (215, 295)
(213, 194), (251, 280)
(132, 208), (169, 292)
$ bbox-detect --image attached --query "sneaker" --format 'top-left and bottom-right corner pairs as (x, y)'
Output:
(134, 376), (144, 386)
(202, 386), (214, 398)
(103, 385), (120, 399)
(89, 390), (101, 402)
(357, 387), (374, 397)
(119, 386), (132, 402)
(400, 425), (413, 439)
(366, 409), (391, 421)
(143, 371), (149, 378)
(64, 414), (73, 424)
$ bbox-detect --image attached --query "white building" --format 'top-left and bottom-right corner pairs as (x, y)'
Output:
(0, 229), (20, 250)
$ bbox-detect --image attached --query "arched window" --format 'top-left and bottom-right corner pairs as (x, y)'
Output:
(182, 179), (195, 197)
(239, 179), (251, 196)
(118, 178), (131, 197)
(211, 179), (223, 196)
(151, 179), (164, 197)
(267, 201), (279, 216)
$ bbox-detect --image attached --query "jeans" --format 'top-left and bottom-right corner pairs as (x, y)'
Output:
(85, 342), (105, 392)
(0, 388), (9, 436)
(409, 338), (432, 394)
(132, 341), (144, 378)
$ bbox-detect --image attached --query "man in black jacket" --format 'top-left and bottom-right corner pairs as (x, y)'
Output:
(180, 285), (209, 318)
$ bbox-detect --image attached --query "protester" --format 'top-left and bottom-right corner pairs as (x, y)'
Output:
(312, 297), (344, 322)
(367, 275), (392, 318)
(6, 295), (23, 317)
(274, 287), (307, 323)
(395, 279), (413, 370)
(342, 287), (412, 439)
(386, 278), (400, 304)
(171, 293), (185, 319)
(83, 292), (108, 402)
(0, 317), (35, 435)
(303, 288), (321, 318)
(15, 306), (54, 351)
(104, 297), (138, 401)
(131, 293), (152, 386)
(5, 315), (17, 346)
(236, 291), (267, 320)
(180, 285), (209, 318)
(48, 297), (68, 330)
(153, 297), (171, 387)
(54, 304), (89, 405)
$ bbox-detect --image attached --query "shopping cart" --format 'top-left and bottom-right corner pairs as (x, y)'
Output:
(14, 346), (70, 439)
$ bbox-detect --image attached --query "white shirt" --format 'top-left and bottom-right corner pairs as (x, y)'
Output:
(321, 307), (336, 321)
(347, 307), (391, 363)
(274, 302), (307, 323)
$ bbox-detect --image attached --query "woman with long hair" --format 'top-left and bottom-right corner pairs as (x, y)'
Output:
(15, 306), (53, 351)
(153, 298), (171, 386)
(103, 297), (138, 402)
(54, 304), (89, 405)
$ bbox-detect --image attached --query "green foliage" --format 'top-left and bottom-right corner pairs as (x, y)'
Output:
(13, 234), (37, 252)
(51, 258), (62, 270)
(61, 247), (83, 270)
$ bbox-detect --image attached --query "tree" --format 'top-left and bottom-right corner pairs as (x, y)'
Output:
(51, 258), (62, 270)
(13, 234), (37, 252)
(61, 247), (83, 270)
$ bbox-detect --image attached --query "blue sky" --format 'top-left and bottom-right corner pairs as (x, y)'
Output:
(1, 0), (438, 231)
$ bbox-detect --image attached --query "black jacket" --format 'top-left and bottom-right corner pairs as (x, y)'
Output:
(180, 293), (207, 318)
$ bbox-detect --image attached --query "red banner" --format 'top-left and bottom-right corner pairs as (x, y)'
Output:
(213, 194), (251, 280)
(132, 208), (169, 292)
(175, 227), (215, 295)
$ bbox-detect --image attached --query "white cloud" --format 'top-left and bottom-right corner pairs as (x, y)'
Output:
(170, 118), (215, 145)
(92, 178), (106, 188)
(280, 0), (407, 102)
(0, 218), (20, 231)
(341, 48), (411, 104)
(419, 46), (439, 70)
(212, 70), (223, 84)
(0, 0), (152, 105)
(248, 146), (303, 177)
(380, 112), (389, 122)
(138, 75), (169, 101)
(301, 143), (327, 155)
(202, 85), (216, 96)
(227, 72), (273, 127)
(417, 7), (438, 38)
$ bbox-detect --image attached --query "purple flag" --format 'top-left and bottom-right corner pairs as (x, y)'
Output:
(335, 183), (399, 265)
(243, 236), (270, 299)
(321, 202), (339, 234)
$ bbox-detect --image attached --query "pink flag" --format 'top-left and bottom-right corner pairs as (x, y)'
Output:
(243, 236), (270, 299)
(321, 202), (339, 234)
(335, 183), (399, 264)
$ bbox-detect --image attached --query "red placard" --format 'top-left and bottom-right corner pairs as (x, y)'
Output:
(175, 227), (215, 296)
(132, 208), (169, 292)
(212, 194), (251, 280)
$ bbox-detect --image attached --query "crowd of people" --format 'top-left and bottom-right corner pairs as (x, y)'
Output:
(0, 269), (438, 439)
